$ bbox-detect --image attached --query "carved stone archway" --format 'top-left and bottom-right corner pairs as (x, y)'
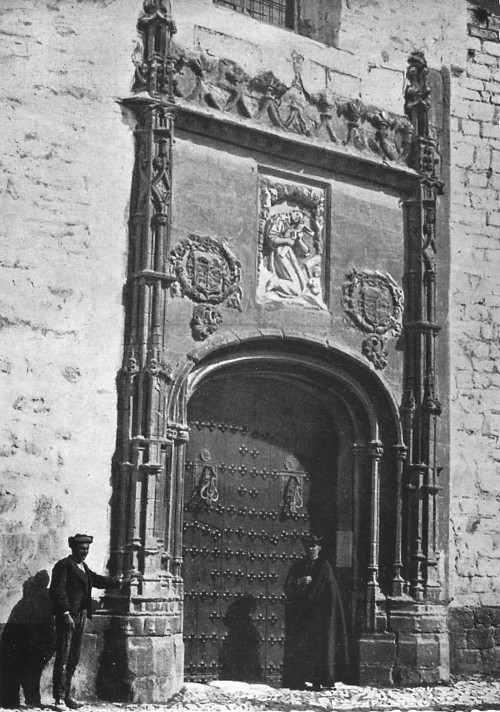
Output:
(182, 339), (403, 642)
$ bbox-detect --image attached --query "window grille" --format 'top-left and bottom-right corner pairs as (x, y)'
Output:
(214, 0), (295, 30)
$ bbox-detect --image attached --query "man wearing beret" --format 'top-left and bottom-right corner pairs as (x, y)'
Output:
(49, 534), (121, 710)
(282, 533), (348, 691)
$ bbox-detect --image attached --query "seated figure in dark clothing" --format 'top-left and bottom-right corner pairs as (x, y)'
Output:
(220, 594), (262, 682)
(282, 533), (348, 690)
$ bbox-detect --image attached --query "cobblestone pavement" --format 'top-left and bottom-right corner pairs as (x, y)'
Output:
(159, 678), (500, 711)
(4, 677), (500, 712)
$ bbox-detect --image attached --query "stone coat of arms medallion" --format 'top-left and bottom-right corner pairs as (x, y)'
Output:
(170, 234), (242, 340)
(342, 268), (404, 369)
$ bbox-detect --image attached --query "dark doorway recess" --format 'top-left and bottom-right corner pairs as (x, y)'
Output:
(182, 367), (358, 686)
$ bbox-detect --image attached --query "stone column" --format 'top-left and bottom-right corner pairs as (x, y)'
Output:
(351, 442), (365, 629)
(392, 444), (408, 597)
(401, 51), (444, 602)
(92, 2), (185, 702)
(366, 439), (385, 632)
(383, 50), (449, 687)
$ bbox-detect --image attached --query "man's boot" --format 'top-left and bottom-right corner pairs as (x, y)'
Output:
(64, 675), (83, 709)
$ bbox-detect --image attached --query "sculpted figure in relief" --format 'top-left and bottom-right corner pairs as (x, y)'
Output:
(258, 207), (326, 309)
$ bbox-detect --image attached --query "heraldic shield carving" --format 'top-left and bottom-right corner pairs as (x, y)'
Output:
(342, 268), (404, 370)
(170, 234), (242, 340)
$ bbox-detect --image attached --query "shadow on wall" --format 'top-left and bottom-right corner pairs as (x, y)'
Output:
(95, 617), (134, 702)
(0, 571), (55, 708)
(220, 595), (262, 683)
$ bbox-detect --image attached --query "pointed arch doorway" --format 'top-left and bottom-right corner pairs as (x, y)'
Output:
(182, 354), (376, 686)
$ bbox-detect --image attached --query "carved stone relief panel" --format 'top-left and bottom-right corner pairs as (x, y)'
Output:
(342, 268), (404, 370)
(258, 176), (327, 310)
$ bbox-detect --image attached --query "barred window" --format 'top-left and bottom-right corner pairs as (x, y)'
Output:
(214, 0), (296, 30)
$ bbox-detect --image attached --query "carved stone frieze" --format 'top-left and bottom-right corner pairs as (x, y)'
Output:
(342, 268), (404, 370)
(258, 176), (326, 309)
(141, 44), (414, 166)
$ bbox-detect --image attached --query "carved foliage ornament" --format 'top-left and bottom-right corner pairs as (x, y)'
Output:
(170, 234), (242, 340)
(361, 334), (389, 371)
(342, 268), (404, 370)
(190, 304), (222, 342)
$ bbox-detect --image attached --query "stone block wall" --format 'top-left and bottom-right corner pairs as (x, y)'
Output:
(448, 2), (500, 613)
(450, 607), (500, 676)
(0, 0), (137, 624)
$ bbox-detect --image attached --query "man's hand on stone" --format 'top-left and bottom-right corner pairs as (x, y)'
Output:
(121, 569), (140, 585)
(63, 612), (75, 630)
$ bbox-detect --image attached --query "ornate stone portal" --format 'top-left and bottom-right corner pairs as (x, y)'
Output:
(97, 1), (447, 701)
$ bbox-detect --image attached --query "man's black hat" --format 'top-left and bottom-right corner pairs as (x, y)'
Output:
(68, 533), (93, 547)
(302, 533), (323, 545)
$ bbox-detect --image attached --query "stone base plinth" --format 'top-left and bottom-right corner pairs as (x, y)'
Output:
(70, 613), (184, 703)
(358, 633), (397, 686)
(389, 599), (450, 685)
(358, 601), (450, 686)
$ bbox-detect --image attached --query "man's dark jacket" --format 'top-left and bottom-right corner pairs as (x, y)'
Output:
(49, 557), (114, 620)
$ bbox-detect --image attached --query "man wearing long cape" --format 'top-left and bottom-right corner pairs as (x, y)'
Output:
(282, 533), (348, 690)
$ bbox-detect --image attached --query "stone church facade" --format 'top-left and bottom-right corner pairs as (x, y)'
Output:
(1, 0), (500, 702)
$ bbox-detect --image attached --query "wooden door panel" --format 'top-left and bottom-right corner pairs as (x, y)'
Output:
(183, 421), (310, 685)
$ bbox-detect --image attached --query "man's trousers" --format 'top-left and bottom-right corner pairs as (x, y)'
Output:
(52, 612), (86, 701)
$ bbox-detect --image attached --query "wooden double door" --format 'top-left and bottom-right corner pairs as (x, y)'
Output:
(182, 371), (346, 686)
